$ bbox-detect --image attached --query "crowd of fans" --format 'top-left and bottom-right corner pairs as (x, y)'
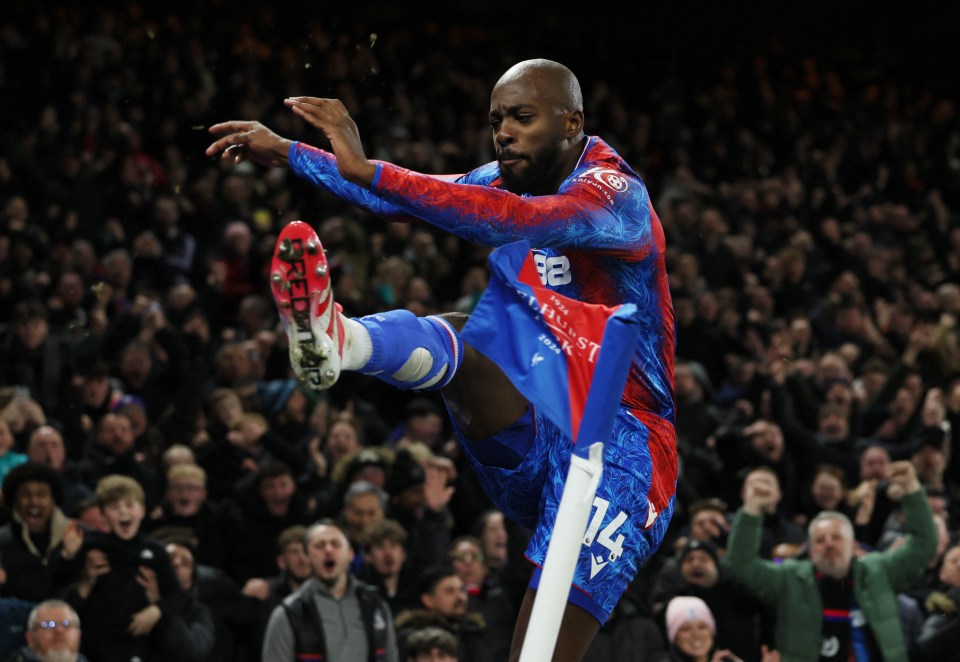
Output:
(0, 3), (958, 661)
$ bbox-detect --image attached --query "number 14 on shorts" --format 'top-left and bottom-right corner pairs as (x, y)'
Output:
(583, 497), (626, 578)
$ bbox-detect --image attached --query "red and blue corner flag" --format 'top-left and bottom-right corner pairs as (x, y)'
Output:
(461, 241), (642, 458)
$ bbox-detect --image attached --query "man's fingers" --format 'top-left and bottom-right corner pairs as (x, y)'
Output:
(208, 120), (255, 135)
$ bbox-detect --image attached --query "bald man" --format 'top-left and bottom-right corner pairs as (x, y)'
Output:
(207, 59), (676, 661)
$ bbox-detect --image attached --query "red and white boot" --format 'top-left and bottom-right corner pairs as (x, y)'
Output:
(270, 221), (345, 390)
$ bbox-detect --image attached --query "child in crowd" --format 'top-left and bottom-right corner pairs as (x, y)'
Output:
(58, 474), (183, 661)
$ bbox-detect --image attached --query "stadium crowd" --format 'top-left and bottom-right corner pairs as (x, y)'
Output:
(0, 2), (958, 661)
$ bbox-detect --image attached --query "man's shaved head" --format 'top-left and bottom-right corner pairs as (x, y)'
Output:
(494, 59), (583, 113)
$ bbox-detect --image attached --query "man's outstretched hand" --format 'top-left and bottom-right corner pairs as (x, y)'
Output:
(284, 97), (377, 187)
(205, 121), (292, 167)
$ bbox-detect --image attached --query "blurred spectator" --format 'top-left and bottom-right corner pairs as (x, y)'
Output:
(581, 590), (667, 662)
(58, 475), (183, 662)
(403, 625), (459, 662)
(338, 480), (388, 571)
(446, 536), (513, 661)
(7, 599), (88, 662)
(725, 461), (936, 660)
(0, 463), (69, 602)
(387, 449), (453, 574)
(144, 463), (228, 569)
(262, 520), (398, 662)
(395, 566), (494, 662)
(25, 425), (92, 516)
(78, 412), (160, 508)
(356, 519), (419, 614)
(912, 543), (960, 661)
(652, 539), (769, 662)
(733, 467), (805, 559)
(241, 525), (311, 656)
(662, 595), (748, 662)
(224, 460), (314, 583)
(148, 542), (216, 662)
(0, 302), (74, 421)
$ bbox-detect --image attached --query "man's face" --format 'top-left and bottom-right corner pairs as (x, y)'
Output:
(749, 423), (784, 462)
(680, 550), (718, 588)
(120, 348), (152, 388)
(101, 497), (145, 541)
(939, 547), (960, 587)
(306, 525), (353, 586)
(809, 519), (854, 579)
(81, 375), (111, 408)
(811, 472), (844, 510)
(278, 541), (312, 582)
(259, 475), (295, 518)
(326, 421), (360, 464)
(342, 493), (384, 542)
(28, 427), (67, 471)
(489, 74), (567, 195)
(860, 447), (890, 481)
(166, 477), (207, 517)
(15, 481), (55, 535)
(422, 575), (468, 618)
(450, 541), (487, 587)
(97, 414), (135, 456)
(166, 543), (195, 591)
(367, 538), (406, 578)
(689, 509), (727, 543)
(15, 316), (48, 351)
(25, 604), (81, 659)
(480, 512), (508, 566)
(912, 446), (945, 484)
(818, 411), (849, 443)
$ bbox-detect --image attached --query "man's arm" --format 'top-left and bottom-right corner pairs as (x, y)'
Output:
(722, 479), (787, 603)
(873, 461), (938, 589)
(285, 96), (654, 250)
(262, 604), (296, 662)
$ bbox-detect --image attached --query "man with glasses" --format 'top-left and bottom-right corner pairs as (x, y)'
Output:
(9, 599), (87, 662)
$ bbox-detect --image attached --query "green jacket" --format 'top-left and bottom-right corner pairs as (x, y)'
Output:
(723, 491), (937, 662)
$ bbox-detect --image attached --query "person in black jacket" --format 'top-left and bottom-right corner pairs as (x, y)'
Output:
(0, 462), (70, 602)
(57, 474), (184, 662)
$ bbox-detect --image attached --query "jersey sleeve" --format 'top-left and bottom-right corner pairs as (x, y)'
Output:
(372, 161), (655, 252)
(289, 142), (418, 222)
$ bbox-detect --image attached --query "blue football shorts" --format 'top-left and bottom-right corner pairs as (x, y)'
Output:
(453, 404), (676, 623)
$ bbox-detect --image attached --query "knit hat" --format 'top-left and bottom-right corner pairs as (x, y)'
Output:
(679, 538), (719, 566)
(387, 449), (425, 495)
(665, 596), (716, 644)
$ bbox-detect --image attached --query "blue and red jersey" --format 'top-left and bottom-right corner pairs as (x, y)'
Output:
(290, 137), (677, 509)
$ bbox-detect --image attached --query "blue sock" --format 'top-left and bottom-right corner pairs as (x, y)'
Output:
(357, 310), (463, 391)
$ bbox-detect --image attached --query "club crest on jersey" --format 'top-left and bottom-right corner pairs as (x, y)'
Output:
(592, 168), (628, 191)
(575, 167), (629, 206)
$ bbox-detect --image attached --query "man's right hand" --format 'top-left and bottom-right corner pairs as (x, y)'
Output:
(284, 97), (377, 187)
(888, 460), (922, 497)
(742, 478), (779, 517)
(206, 121), (292, 167)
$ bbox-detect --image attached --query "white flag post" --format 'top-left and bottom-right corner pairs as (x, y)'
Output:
(518, 441), (605, 661)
